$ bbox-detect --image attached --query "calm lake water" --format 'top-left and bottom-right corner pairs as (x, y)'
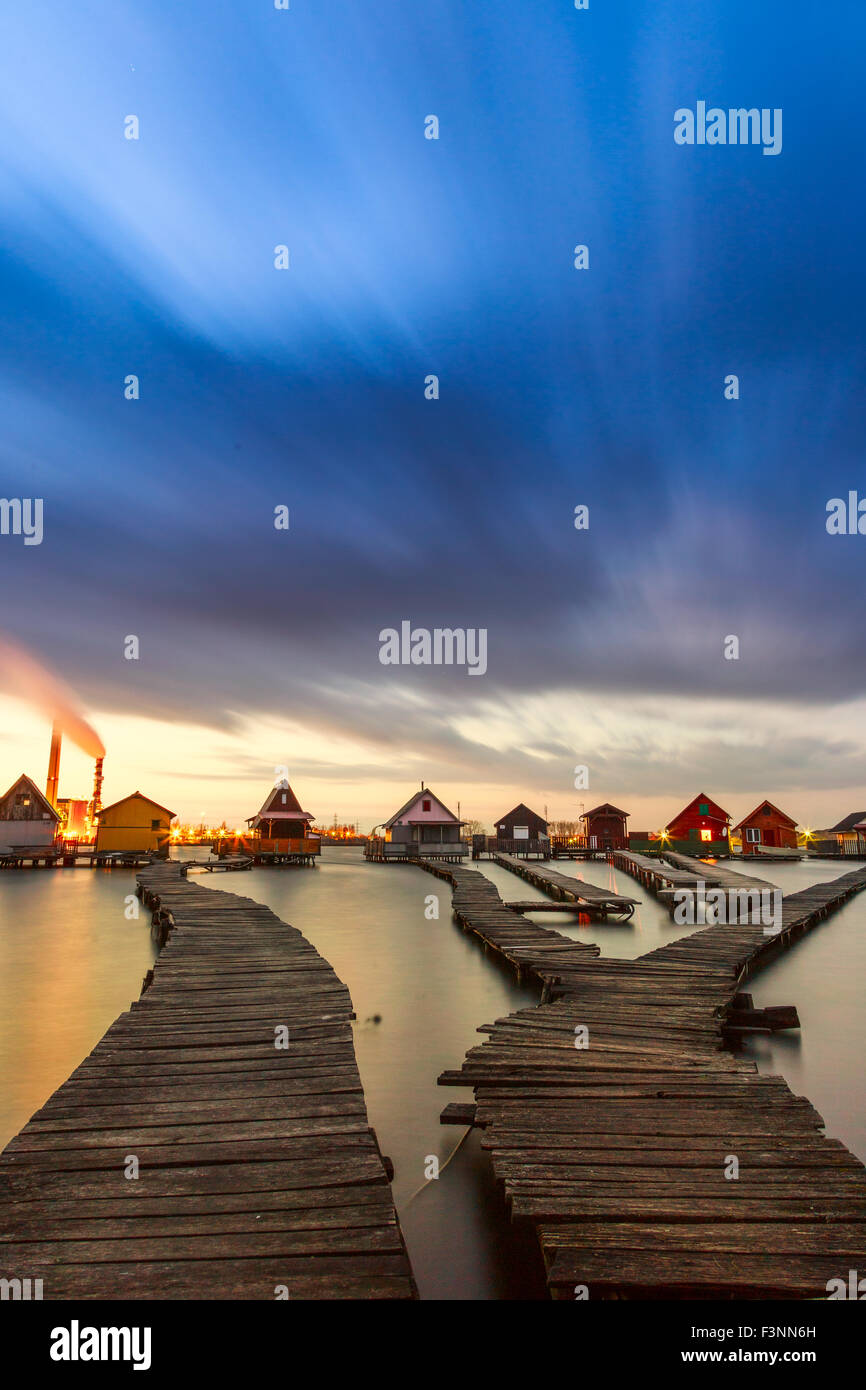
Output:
(0, 847), (863, 1297)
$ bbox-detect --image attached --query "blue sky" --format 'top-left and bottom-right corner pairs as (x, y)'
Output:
(1, 2), (865, 829)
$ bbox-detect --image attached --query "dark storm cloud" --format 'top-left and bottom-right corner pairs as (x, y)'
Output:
(1, 0), (865, 766)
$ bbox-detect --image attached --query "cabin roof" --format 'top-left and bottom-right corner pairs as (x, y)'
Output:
(0, 773), (61, 821)
(732, 799), (798, 832)
(98, 791), (176, 820)
(495, 802), (548, 826)
(254, 779), (310, 817)
(830, 811), (866, 832)
(384, 786), (461, 828)
(582, 802), (630, 819)
(667, 791), (731, 827)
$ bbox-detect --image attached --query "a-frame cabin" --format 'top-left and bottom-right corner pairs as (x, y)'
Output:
(239, 778), (320, 863)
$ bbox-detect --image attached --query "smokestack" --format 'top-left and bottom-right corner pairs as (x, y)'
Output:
(91, 756), (104, 821)
(46, 721), (62, 807)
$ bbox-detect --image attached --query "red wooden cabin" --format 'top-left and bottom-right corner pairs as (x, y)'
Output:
(665, 793), (731, 852)
(580, 803), (629, 850)
(733, 800), (798, 854)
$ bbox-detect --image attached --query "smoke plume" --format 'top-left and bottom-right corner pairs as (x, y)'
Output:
(0, 635), (105, 757)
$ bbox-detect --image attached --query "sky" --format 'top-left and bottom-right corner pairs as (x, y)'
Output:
(1, 1), (865, 834)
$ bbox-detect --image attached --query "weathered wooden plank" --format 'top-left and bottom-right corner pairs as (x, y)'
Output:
(425, 853), (866, 1300)
(0, 862), (416, 1301)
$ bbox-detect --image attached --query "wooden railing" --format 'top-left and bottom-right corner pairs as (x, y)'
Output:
(485, 837), (550, 854)
(216, 835), (320, 857)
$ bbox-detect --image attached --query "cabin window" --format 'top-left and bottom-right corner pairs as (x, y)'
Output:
(698, 803), (709, 815)
(745, 828), (761, 843)
(700, 829), (712, 842)
(422, 799), (431, 812)
(761, 805), (771, 816)
(151, 820), (161, 830)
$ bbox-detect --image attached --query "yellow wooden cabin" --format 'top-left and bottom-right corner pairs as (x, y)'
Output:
(95, 791), (176, 856)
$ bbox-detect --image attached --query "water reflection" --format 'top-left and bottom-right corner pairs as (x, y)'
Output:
(0, 865), (157, 1147)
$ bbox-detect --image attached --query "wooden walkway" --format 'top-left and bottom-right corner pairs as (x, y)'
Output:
(642, 866), (866, 977)
(613, 848), (778, 920)
(0, 862), (416, 1300)
(438, 862), (866, 1298)
(419, 861), (600, 986)
(611, 848), (720, 891)
(492, 854), (638, 918)
(662, 850), (776, 892)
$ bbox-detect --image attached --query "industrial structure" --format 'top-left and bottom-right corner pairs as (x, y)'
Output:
(43, 720), (105, 839)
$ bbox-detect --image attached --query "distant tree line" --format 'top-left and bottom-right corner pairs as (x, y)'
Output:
(548, 820), (582, 837)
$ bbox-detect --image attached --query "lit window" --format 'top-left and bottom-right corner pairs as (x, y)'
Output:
(700, 829), (712, 842)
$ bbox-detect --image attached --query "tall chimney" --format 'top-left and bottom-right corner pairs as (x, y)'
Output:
(46, 722), (62, 807)
(91, 756), (105, 821)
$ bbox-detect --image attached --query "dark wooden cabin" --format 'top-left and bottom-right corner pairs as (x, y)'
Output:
(494, 803), (548, 841)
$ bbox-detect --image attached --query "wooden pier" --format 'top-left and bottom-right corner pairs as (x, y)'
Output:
(492, 853), (638, 919)
(662, 849), (776, 892)
(0, 862), (415, 1300)
(612, 847), (777, 919)
(438, 862), (866, 1299)
(0, 844), (157, 870)
(185, 855), (253, 872)
(418, 861), (600, 985)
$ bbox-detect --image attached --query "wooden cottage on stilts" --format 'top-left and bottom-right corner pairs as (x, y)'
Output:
(228, 778), (321, 864)
(367, 784), (467, 861)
